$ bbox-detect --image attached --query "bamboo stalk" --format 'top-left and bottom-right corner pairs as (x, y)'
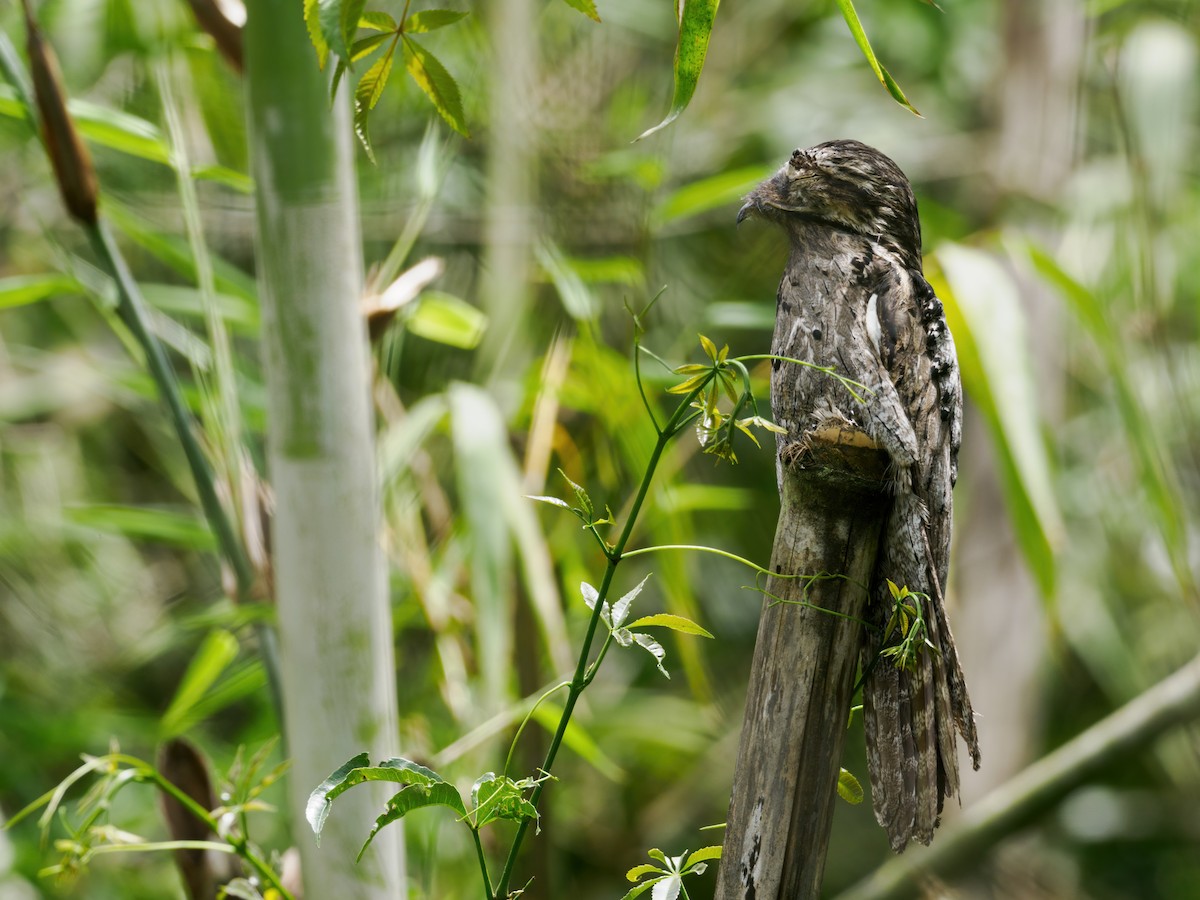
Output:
(243, 1), (405, 895)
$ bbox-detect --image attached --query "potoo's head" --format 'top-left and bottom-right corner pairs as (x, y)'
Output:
(738, 140), (922, 267)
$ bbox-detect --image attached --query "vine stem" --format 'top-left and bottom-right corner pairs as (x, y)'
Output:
(491, 380), (708, 898)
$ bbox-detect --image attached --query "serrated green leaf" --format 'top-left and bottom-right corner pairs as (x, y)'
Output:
(407, 290), (487, 348)
(625, 613), (714, 638)
(832, 0), (920, 116)
(405, 9), (470, 32)
(356, 782), (467, 861)
(0, 273), (81, 308)
(470, 774), (538, 830)
(350, 32), (393, 62)
(559, 0), (601, 21)
(304, 0), (330, 68)
(306, 753), (370, 841)
(633, 633), (670, 678)
(401, 36), (469, 137)
(359, 10), (397, 31)
(340, 0), (368, 60)
(353, 47), (395, 162)
(637, 0), (719, 140)
(837, 768), (864, 804)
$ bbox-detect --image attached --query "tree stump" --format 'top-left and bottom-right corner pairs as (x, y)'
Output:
(716, 426), (890, 900)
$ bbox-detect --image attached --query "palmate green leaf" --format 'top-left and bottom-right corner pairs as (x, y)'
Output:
(832, 0), (920, 116)
(470, 774), (538, 830)
(359, 10), (398, 31)
(625, 613), (714, 638)
(405, 9), (470, 32)
(356, 781), (468, 862)
(402, 36), (469, 137)
(837, 768), (864, 804)
(932, 244), (1062, 596)
(638, 0), (720, 140)
(559, 0), (601, 21)
(353, 46), (396, 163)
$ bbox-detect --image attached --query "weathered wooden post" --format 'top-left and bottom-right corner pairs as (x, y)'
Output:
(715, 428), (889, 900)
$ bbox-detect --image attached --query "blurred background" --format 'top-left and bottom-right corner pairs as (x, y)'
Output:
(2, 0), (1199, 897)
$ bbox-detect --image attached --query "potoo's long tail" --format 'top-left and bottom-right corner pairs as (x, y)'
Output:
(861, 492), (980, 852)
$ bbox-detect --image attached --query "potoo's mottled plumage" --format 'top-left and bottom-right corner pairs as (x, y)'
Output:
(738, 140), (981, 852)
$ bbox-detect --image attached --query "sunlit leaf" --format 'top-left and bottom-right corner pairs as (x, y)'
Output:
(406, 291), (487, 348)
(304, 0), (330, 67)
(832, 0), (920, 116)
(625, 614), (714, 639)
(359, 10), (397, 31)
(558, 0), (601, 22)
(160, 630), (239, 736)
(637, 0), (720, 140)
(353, 46), (395, 162)
(836, 768), (864, 804)
(0, 273), (80, 308)
(402, 36), (469, 137)
(405, 9), (469, 32)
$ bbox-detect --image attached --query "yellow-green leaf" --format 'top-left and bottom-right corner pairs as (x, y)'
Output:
(559, 0), (601, 22)
(405, 9), (469, 33)
(837, 768), (864, 804)
(625, 613), (714, 638)
(402, 36), (469, 137)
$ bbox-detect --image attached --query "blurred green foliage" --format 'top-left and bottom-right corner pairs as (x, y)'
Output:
(2, 0), (1200, 898)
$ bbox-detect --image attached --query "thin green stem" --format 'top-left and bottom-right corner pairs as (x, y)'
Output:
(471, 827), (494, 899)
(492, 380), (710, 898)
(87, 221), (253, 595)
(502, 681), (571, 777)
(621, 543), (770, 574)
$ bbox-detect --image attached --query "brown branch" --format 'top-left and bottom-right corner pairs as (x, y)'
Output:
(835, 652), (1200, 900)
(716, 427), (889, 900)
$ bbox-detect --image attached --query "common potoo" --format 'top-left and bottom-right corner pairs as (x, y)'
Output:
(738, 140), (981, 852)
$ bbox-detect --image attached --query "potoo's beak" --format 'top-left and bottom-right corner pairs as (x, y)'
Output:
(736, 197), (756, 225)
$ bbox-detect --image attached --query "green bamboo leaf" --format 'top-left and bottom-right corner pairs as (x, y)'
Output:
(160, 630), (239, 737)
(404, 9), (470, 33)
(0, 273), (80, 308)
(637, 0), (719, 140)
(66, 503), (216, 548)
(1020, 239), (1191, 592)
(356, 782), (468, 861)
(353, 46), (396, 162)
(837, 768), (864, 804)
(401, 36), (469, 137)
(832, 0), (920, 116)
(655, 165), (774, 223)
(932, 244), (1062, 596)
(625, 613), (714, 638)
(558, 0), (601, 21)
